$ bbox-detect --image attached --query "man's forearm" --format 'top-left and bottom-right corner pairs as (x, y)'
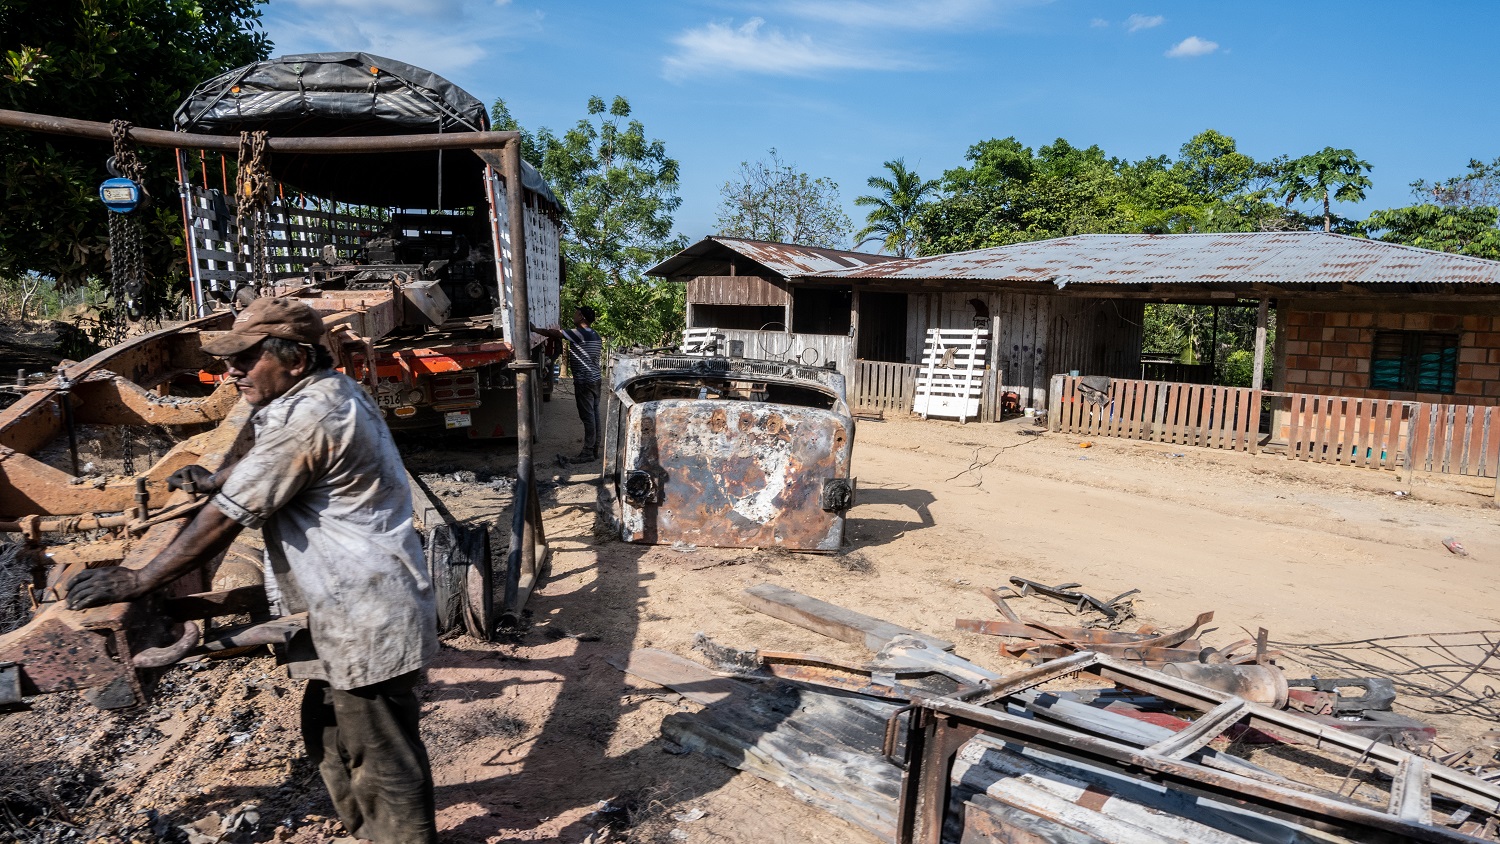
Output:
(135, 502), (245, 590)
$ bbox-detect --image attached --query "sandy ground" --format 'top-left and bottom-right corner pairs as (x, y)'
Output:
(4, 377), (1499, 843)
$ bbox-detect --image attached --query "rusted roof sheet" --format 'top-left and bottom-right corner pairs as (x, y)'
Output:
(811, 232), (1500, 286)
(648, 236), (898, 280)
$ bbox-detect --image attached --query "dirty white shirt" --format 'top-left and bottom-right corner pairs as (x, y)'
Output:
(212, 370), (437, 690)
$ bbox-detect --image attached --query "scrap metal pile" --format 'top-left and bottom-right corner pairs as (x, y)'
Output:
(616, 582), (1500, 844)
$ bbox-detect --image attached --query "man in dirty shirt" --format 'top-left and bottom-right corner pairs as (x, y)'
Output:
(67, 296), (439, 844)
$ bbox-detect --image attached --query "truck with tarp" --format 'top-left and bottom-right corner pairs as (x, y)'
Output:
(171, 51), (562, 437)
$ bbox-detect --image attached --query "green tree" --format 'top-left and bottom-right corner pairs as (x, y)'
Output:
(0, 0), (270, 312)
(1360, 158), (1500, 260)
(1279, 147), (1373, 232)
(492, 95), (687, 347)
(714, 149), (852, 248)
(1176, 129), (1256, 201)
(1362, 205), (1500, 259)
(853, 158), (939, 257)
(1411, 157), (1500, 208)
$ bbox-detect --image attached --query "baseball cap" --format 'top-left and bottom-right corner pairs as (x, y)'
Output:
(201, 296), (326, 356)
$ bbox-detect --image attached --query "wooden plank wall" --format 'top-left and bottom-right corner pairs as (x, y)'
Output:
(1277, 393), (1409, 471)
(1409, 403), (1500, 478)
(712, 328), (854, 376)
(687, 275), (789, 306)
(906, 293), (1143, 412)
(1050, 375), (1261, 452)
(852, 360), (919, 412)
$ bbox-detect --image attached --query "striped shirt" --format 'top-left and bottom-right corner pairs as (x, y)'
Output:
(561, 326), (603, 384)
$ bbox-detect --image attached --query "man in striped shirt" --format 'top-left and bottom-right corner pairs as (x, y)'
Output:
(533, 305), (603, 463)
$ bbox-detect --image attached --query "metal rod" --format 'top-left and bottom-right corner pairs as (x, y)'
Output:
(174, 148), (206, 317)
(0, 108), (520, 154)
(501, 138), (539, 626)
(55, 366), (79, 476)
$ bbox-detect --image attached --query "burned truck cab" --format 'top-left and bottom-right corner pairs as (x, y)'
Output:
(599, 353), (856, 552)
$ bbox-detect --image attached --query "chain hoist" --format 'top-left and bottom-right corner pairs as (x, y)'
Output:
(102, 120), (149, 341)
(234, 131), (275, 297)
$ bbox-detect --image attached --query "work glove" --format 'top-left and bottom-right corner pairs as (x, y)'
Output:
(167, 464), (220, 496)
(67, 566), (146, 610)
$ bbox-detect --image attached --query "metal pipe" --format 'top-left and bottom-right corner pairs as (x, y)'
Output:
(502, 138), (539, 625)
(0, 108), (520, 154)
(174, 148), (206, 317)
(0, 513), (133, 534)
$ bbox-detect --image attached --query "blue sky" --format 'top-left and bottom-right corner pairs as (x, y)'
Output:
(260, 0), (1500, 249)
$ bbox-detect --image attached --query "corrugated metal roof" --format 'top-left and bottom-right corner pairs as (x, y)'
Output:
(648, 236), (898, 279)
(810, 232), (1500, 286)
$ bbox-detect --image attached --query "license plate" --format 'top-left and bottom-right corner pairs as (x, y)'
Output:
(444, 410), (472, 429)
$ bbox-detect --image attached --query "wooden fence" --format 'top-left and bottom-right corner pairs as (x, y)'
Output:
(1049, 375), (1262, 452)
(853, 360), (920, 412)
(1410, 403), (1500, 479)
(1274, 393), (1410, 471)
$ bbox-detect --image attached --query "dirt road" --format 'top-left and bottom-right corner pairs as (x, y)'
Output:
(4, 380), (1497, 843)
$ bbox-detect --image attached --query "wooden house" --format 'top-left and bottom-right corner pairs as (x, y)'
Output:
(647, 236), (900, 376)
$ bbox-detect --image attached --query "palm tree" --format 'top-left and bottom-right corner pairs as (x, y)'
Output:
(1279, 147), (1373, 232)
(854, 159), (940, 257)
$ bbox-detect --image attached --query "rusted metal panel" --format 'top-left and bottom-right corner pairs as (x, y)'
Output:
(602, 354), (855, 552)
(71, 377), (239, 427)
(818, 232), (1500, 287)
(687, 275), (790, 306)
(620, 400), (850, 550)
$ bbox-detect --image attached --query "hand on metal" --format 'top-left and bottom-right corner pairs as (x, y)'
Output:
(167, 464), (219, 496)
(66, 566), (147, 610)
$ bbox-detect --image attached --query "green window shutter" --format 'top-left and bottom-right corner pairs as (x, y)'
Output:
(1369, 331), (1407, 390)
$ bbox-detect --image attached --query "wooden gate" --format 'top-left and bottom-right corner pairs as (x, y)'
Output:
(1050, 375), (1261, 452)
(913, 328), (988, 423)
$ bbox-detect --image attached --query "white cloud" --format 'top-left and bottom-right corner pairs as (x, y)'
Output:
(781, 0), (1036, 30)
(1125, 13), (1164, 32)
(662, 18), (919, 81)
(263, 0), (540, 77)
(1090, 17), (1110, 27)
(1165, 35), (1220, 57)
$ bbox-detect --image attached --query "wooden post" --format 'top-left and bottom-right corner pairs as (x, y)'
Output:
(1049, 375), (1063, 432)
(849, 287), (861, 360)
(1251, 298), (1269, 391)
(1403, 404), (1418, 493)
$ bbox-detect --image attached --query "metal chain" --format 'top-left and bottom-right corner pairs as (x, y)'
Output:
(120, 426), (135, 476)
(107, 120), (147, 342)
(234, 131), (274, 297)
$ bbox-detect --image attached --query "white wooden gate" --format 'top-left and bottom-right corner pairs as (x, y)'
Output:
(913, 327), (988, 423)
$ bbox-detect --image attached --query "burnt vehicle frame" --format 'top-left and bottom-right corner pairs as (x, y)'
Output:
(598, 352), (856, 552)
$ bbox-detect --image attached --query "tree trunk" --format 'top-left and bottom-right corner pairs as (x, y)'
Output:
(1323, 190), (1331, 232)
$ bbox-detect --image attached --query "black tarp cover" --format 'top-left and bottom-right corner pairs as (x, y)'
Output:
(173, 52), (558, 211)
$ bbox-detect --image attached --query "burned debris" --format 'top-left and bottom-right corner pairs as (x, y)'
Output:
(617, 583), (1500, 844)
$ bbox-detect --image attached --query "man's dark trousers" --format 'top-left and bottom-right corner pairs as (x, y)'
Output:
(301, 670), (438, 844)
(575, 378), (601, 457)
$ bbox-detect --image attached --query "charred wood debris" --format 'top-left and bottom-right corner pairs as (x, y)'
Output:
(617, 579), (1500, 844)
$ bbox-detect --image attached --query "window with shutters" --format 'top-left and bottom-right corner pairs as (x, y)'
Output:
(1369, 330), (1458, 393)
